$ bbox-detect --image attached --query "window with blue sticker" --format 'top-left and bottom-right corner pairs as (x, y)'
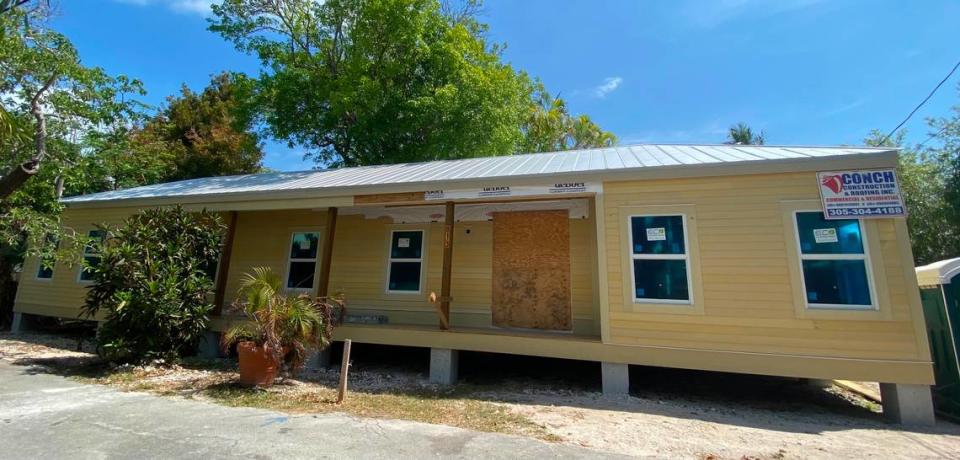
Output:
(794, 212), (873, 308)
(387, 230), (424, 292)
(629, 215), (691, 303)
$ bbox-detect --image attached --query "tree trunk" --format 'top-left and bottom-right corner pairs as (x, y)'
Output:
(0, 74), (55, 201)
(0, 160), (40, 200)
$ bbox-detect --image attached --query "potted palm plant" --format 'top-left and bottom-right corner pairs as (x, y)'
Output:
(222, 267), (344, 387)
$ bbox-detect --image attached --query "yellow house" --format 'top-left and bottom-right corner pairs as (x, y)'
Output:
(11, 143), (936, 425)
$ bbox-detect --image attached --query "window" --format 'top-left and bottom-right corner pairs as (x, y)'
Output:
(793, 211), (873, 309)
(36, 234), (59, 280)
(78, 230), (105, 282)
(286, 232), (320, 290)
(387, 230), (424, 293)
(628, 215), (691, 303)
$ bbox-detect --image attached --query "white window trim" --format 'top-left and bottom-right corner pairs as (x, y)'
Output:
(77, 230), (103, 284)
(385, 229), (425, 295)
(627, 213), (694, 305)
(792, 210), (878, 311)
(35, 259), (55, 281)
(284, 231), (321, 293)
(36, 235), (56, 282)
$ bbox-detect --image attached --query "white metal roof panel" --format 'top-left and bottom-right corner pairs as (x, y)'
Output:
(61, 143), (894, 205)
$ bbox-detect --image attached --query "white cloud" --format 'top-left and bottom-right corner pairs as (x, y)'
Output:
(171, 0), (215, 14)
(591, 77), (623, 98)
(111, 0), (215, 15)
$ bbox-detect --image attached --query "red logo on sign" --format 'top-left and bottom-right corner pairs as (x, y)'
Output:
(821, 175), (843, 193)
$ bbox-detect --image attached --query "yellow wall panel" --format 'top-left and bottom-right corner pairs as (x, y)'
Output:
(603, 171), (929, 366)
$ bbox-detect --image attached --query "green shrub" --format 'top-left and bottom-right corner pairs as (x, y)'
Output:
(81, 206), (225, 362)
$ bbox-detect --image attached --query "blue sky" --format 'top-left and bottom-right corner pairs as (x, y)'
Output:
(52, 0), (960, 171)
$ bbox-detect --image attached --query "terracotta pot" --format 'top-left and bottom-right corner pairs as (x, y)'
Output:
(237, 341), (280, 387)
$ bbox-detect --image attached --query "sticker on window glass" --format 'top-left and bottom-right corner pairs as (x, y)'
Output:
(813, 228), (838, 244)
(299, 239), (311, 250)
(397, 237), (411, 248)
(646, 227), (666, 241)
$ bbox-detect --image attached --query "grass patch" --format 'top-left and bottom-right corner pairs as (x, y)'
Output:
(16, 350), (559, 442)
(2, 333), (562, 442)
(204, 382), (560, 441)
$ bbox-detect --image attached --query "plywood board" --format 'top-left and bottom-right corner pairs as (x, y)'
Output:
(492, 210), (572, 330)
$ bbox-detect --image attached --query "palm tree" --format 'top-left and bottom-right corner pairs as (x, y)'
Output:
(726, 123), (765, 145)
(522, 86), (617, 152)
(222, 267), (341, 371)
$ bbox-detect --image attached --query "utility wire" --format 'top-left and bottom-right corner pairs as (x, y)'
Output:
(881, 58), (960, 145)
(917, 124), (949, 148)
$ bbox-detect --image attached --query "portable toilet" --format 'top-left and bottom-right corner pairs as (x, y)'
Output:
(916, 257), (960, 420)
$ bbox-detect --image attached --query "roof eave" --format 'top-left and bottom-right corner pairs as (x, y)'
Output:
(61, 149), (898, 209)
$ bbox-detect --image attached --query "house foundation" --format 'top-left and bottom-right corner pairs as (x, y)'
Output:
(880, 383), (936, 426)
(196, 330), (221, 359)
(601, 362), (630, 395)
(305, 347), (332, 370)
(10, 312), (24, 334)
(429, 348), (458, 385)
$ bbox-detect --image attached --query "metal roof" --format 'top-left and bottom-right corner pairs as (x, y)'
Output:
(61, 143), (894, 205)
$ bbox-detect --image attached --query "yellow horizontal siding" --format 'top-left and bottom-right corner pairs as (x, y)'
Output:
(222, 209), (328, 308)
(14, 207), (143, 320)
(603, 171), (928, 363)
(325, 213), (597, 333)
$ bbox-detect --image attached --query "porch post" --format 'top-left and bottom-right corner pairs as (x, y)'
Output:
(213, 211), (238, 315)
(439, 201), (455, 329)
(317, 207), (338, 298)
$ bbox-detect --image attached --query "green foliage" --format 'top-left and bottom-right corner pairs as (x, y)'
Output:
(222, 267), (343, 370)
(210, 0), (614, 167)
(0, 5), (145, 298)
(725, 122), (765, 145)
(211, 0), (532, 167)
(81, 206), (225, 362)
(520, 84), (616, 152)
(139, 72), (264, 180)
(864, 86), (960, 266)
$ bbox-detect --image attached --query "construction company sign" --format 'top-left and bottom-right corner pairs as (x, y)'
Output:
(817, 169), (906, 219)
(423, 182), (598, 201)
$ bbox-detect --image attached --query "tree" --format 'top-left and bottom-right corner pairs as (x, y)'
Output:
(0, 6), (144, 199)
(520, 85), (616, 152)
(864, 130), (955, 265)
(725, 122), (765, 145)
(932, 97), (960, 239)
(81, 206), (225, 362)
(0, 5), (144, 328)
(210, 0), (613, 167)
(140, 72), (264, 180)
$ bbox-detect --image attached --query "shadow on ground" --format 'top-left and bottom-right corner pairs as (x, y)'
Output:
(335, 342), (936, 435)
(6, 332), (955, 436)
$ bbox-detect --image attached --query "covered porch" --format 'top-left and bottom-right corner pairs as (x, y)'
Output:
(209, 187), (604, 342)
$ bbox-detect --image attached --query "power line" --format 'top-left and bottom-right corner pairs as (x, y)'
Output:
(917, 124), (949, 148)
(880, 58), (960, 145)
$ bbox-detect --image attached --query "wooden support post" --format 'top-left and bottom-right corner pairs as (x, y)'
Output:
(439, 201), (455, 330)
(317, 207), (338, 298)
(213, 211), (238, 315)
(336, 339), (352, 404)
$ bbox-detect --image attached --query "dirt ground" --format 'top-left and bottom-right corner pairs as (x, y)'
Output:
(3, 332), (960, 459)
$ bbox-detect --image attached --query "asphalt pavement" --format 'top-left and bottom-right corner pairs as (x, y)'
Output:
(0, 360), (625, 459)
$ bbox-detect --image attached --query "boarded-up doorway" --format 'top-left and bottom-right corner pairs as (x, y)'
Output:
(492, 210), (572, 331)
